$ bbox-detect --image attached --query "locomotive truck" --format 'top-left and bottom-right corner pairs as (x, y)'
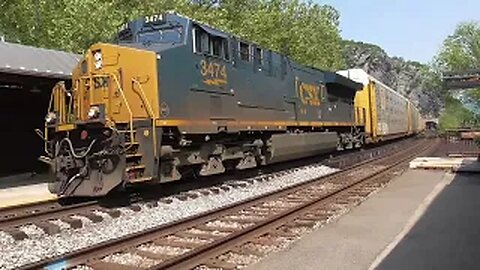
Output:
(40, 13), (421, 197)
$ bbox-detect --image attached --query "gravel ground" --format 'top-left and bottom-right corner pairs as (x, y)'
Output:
(0, 164), (337, 270)
(138, 243), (190, 256)
(194, 265), (224, 270)
(166, 234), (212, 244)
(19, 224), (45, 238)
(185, 227), (230, 237)
(49, 219), (71, 230)
(244, 242), (277, 254)
(205, 220), (253, 230)
(102, 252), (160, 268)
(0, 232), (14, 246)
(218, 251), (259, 266)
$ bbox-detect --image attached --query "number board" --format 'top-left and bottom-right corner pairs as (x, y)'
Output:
(200, 59), (228, 86)
(145, 14), (164, 24)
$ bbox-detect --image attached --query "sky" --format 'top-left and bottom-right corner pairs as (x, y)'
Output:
(317, 0), (480, 64)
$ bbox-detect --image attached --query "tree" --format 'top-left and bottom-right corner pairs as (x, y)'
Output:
(435, 21), (480, 129)
(0, 0), (344, 70)
(437, 21), (480, 70)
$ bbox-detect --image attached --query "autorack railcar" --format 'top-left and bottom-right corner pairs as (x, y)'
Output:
(338, 69), (423, 143)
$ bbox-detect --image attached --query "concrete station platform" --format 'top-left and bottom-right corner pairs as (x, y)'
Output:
(0, 181), (56, 209)
(249, 162), (480, 270)
(410, 157), (480, 172)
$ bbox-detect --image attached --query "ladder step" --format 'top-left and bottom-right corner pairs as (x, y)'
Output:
(126, 153), (143, 159)
(125, 141), (139, 146)
(118, 129), (137, 133)
(126, 165), (146, 171)
(128, 176), (153, 183)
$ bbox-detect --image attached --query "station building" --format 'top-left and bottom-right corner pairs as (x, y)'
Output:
(0, 41), (79, 177)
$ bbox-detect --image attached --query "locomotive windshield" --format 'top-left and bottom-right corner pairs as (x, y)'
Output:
(117, 27), (133, 42)
(117, 14), (184, 44)
(137, 25), (183, 44)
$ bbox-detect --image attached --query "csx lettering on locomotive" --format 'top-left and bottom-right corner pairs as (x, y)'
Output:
(297, 82), (322, 106)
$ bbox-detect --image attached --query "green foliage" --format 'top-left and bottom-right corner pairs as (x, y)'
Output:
(0, 0), (344, 70)
(436, 21), (480, 70)
(438, 95), (478, 130)
(434, 21), (480, 129)
(420, 65), (443, 94)
(0, 0), (125, 52)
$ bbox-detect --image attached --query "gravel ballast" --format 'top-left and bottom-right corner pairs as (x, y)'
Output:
(0, 164), (338, 270)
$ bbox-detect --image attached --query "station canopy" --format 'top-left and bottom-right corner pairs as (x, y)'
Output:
(0, 41), (80, 81)
(0, 42), (79, 176)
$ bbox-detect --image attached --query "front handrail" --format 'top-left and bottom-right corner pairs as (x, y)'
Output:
(109, 74), (135, 145)
(132, 78), (158, 157)
(78, 73), (136, 145)
(68, 80), (77, 121)
(44, 85), (56, 154)
(42, 82), (69, 155)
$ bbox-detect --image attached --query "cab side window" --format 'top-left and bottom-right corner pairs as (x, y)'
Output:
(211, 37), (222, 57)
(254, 47), (263, 71)
(193, 26), (229, 60)
(255, 47), (263, 65)
(239, 42), (250, 62)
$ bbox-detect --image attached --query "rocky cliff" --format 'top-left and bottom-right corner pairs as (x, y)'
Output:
(342, 40), (442, 118)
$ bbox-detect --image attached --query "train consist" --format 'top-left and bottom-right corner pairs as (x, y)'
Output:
(40, 13), (422, 197)
(338, 69), (422, 143)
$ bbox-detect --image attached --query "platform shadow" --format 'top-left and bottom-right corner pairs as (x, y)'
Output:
(375, 172), (480, 270)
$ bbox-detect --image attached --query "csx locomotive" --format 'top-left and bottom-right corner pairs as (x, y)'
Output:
(41, 13), (422, 197)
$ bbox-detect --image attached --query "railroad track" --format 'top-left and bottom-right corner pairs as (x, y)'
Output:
(23, 138), (438, 270)
(0, 137), (414, 240)
(0, 199), (96, 229)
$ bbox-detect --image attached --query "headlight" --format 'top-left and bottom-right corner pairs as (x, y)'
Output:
(45, 112), (57, 124)
(93, 51), (103, 69)
(87, 106), (100, 119)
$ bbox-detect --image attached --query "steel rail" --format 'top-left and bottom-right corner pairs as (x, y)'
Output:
(23, 139), (437, 270)
(0, 137), (414, 232)
(0, 199), (98, 229)
(161, 139), (437, 270)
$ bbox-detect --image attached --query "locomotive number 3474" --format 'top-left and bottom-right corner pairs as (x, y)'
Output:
(200, 59), (228, 86)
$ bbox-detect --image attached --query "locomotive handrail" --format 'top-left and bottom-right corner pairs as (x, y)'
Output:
(69, 80), (77, 121)
(44, 86), (56, 154)
(132, 78), (158, 158)
(77, 73), (135, 145)
(43, 82), (70, 155)
(109, 73), (135, 145)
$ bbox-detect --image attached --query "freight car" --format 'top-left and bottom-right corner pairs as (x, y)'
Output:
(338, 69), (423, 143)
(40, 13), (417, 197)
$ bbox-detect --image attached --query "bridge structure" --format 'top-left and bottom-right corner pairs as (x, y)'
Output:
(442, 69), (480, 90)
(442, 69), (480, 156)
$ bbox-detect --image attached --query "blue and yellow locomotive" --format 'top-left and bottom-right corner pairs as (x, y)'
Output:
(42, 13), (378, 197)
